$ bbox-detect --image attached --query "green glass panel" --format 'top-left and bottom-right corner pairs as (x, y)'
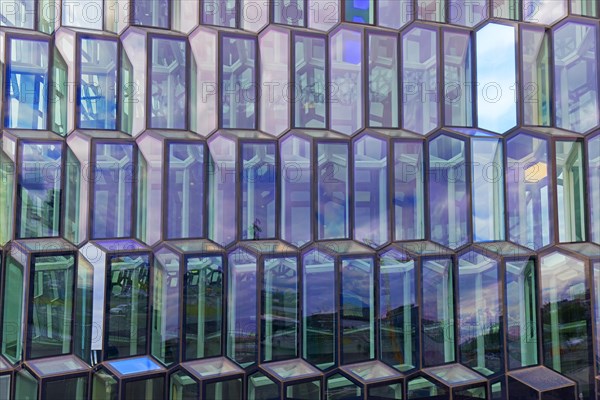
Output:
(169, 371), (198, 400)
(206, 378), (242, 400)
(74, 255), (93, 364)
(571, 0), (598, 16)
(0, 374), (10, 400)
(326, 374), (361, 400)
(64, 149), (81, 245)
(37, 0), (58, 33)
(29, 254), (75, 359)
(44, 376), (87, 400)
(590, 135), (600, 244)
(492, 0), (519, 19)
(124, 377), (164, 400)
(120, 48), (134, 135)
(92, 370), (118, 400)
(407, 377), (447, 399)
(50, 47), (68, 135)
(248, 372), (278, 400)
(368, 384), (403, 400)
(454, 386), (486, 399)
(1, 256), (25, 363)
(286, 381), (321, 400)
(521, 27), (551, 127)
(555, 140), (586, 242)
(0, 150), (14, 245)
(14, 369), (38, 400)
(152, 250), (180, 366)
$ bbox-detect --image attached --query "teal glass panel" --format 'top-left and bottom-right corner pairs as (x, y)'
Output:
(379, 251), (417, 372)
(248, 372), (278, 400)
(394, 141), (424, 241)
(326, 374), (361, 400)
(317, 143), (349, 240)
(341, 257), (375, 364)
(458, 251), (503, 376)
(14, 369), (38, 400)
(6, 38), (49, 129)
(124, 377), (164, 400)
(472, 138), (505, 242)
(169, 371), (199, 400)
(368, 33), (398, 128)
(227, 249), (257, 367)
(294, 34), (326, 129)
(541, 252), (593, 399)
(521, 26), (551, 127)
(443, 30), (472, 127)
(1, 256), (25, 364)
(274, 0), (305, 26)
(0, 150), (15, 245)
(407, 376), (447, 399)
(206, 378), (242, 399)
(17, 142), (62, 238)
(28, 254), (75, 359)
(242, 143), (277, 240)
(589, 135), (600, 244)
(150, 37), (187, 129)
(262, 257), (298, 362)
(91, 143), (134, 239)
(184, 255), (223, 361)
(421, 259), (455, 366)
(79, 37), (118, 130)
(74, 255), (93, 364)
(152, 250), (180, 366)
(344, 0), (373, 23)
(506, 259), (538, 369)
(428, 135), (468, 249)
(105, 254), (150, 359)
(555, 140), (586, 243)
(476, 23), (517, 134)
(50, 46), (67, 135)
(221, 36), (256, 129)
(64, 149), (81, 245)
(303, 250), (336, 370)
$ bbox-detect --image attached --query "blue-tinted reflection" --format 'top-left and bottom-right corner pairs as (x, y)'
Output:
(221, 37), (256, 129)
(317, 143), (349, 240)
(476, 23), (517, 134)
(274, 0), (305, 26)
(202, 0), (237, 27)
(208, 136), (236, 246)
(79, 38), (118, 130)
(294, 35), (326, 129)
(242, 143), (276, 240)
(1, 0), (35, 29)
(281, 136), (311, 246)
(6, 39), (49, 129)
(132, 0), (169, 28)
(394, 141), (424, 241)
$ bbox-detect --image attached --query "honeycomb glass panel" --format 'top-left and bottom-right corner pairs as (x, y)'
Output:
(555, 140), (586, 243)
(521, 26), (551, 127)
(553, 22), (599, 134)
(150, 37), (187, 130)
(353, 135), (388, 247)
(132, 0), (169, 28)
(91, 369), (117, 400)
(317, 142), (349, 240)
(443, 30), (472, 127)
(344, 0), (374, 24)
(62, 0), (103, 30)
(394, 141), (424, 241)
(448, 0), (487, 27)
(368, 33), (398, 128)
(407, 376), (447, 399)
(202, 0), (237, 27)
(0, 0), (35, 29)
(1, 256), (25, 364)
(402, 26), (438, 135)
(377, 0), (412, 30)
(293, 34), (326, 129)
(492, 0), (519, 19)
(260, 28), (290, 136)
(570, 0), (598, 16)
(124, 376), (164, 400)
(79, 38), (118, 130)
(14, 369), (37, 400)
(206, 378), (243, 399)
(274, 0), (305, 26)
(208, 136), (237, 246)
(417, 0), (444, 22)
(248, 372), (278, 400)
(523, 0), (567, 25)
(6, 38), (49, 129)
(589, 134), (600, 244)
(169, 371), (198, 400)
(303, 250), (336, 370)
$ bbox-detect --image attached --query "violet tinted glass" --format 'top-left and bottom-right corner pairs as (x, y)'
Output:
(294, 34), (326, 129)
(317, 142), (349, 240)
(221, 36), (256, 130)
(368, 33), (398, 128)
(132, 0), (169, 28)
(208, 136), (236, 246)
(394, 141), (424, 241)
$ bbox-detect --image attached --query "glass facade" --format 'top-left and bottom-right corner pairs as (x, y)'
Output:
(0, 1), (599, 399)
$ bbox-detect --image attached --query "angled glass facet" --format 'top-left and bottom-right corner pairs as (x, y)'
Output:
(394, 141), (424, 241)
(294, 34), (326, 129)
(589, 134), (600, 244)
(248, 372), (278, 399)
(368, 33), (398, 128)
(555, 140), (586, 243)
(417, 0), (444, 22)
(317, 142), (349, 240)
(443, 30), (472, 127)
(260, 28), (290, 136)
(208, 136), (237, 246)
(221, 36), (256, 130)
(521, 26), (551, 127)
(353, 135), (389, 247)
(476, 23), (516, 134)
(344, 0), (374, 24)
(327, 374), (362, 399)
(407, 376), (447, 398)
(302, 250), (336, 370)
(189, 28), (218, 135)
(428, 135), (469, 249)
(553, 22), (599, 134)
(570, 0), (598, 16)
(402, 26), (438, 135)
(492, 0), (519, 19)
(6, 38), (49, 129)
(1, 256), (25, 364)
(506, 134), (552, 250)
(330, 28), (363, 135)
(523, 0), (567, 25)
(150, 37), (187, 130)
(79, 38), (118, 130)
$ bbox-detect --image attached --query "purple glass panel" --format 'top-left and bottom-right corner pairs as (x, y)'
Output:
(317, 142), (349, 240)
(208, 136), (237, 246)
(394, 141), (425, 241)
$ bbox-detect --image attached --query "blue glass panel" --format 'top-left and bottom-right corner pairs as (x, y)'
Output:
(344, 0), (374, 23)
(132, 0), (169, 28)
(394, 141), (424, 241)
(368, 33), (398, 128)
(317, 142), (349, 240)
(166, 143), (204, 239)
(150, 37), (187, 130)
(5, 38), (49, 129)
(221, 37), (256, 129)
(242, 143), (277, 240)
(108, 356), (162, 375)
(208, 136), (237, 246)
(281, 136), (311, 246)
(79, 38), (118, 130)
(91, 143), (134, 239)
(294, 35), (326, 129)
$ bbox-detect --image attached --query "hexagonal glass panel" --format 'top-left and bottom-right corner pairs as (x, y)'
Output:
(368, 32), (398, 128)
(273, 0), (305, 26)
(1, 0), (35, 29)
(443, 30), (472, 127)
(208, 136), (237, 246)
(344, 0), (374, 24)
(317, 142), (349, 240)
(260, 28), (290, 136)
(377, 0), (412, 29)
(521, 26), (551, 127)
(293, 34), (327, 129)
(448, 0), (487, 27)
(394, 141), (425, 241)
(523, 0), (567, 26)
(202, 0), (237, 27)
(407, 376), (447, 399)
(62, 0), (103, 29)
(555, 140), (586, 243)
(248, 372), (278, 399)
(131, 0), (169, 28)
(327, 373), (362, 399)
(590, 135), (600, 244)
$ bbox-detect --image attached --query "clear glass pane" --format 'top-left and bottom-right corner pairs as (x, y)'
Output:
(394, 141), (424, 241)
(248, 372), (278, 400)
(555, 140), (586, 242)
(29, 254), (75, 359)
(79, 38), (118, 130)
(208, 136), (237, 246)
(6, 38), (49, 129)
(227, 249), (257, 367)
(492, 0), (518, 19)
(417, 0), (444, 22)
(202, 0), (237, 27)
(317, 143), (349, 240)
(44, 376), (88, 399)
(521, 26), (551, 127)
(262, 257), (298, 362)
(330, 28), (363, 135)
(166, 143), (204, 239)
(472, 138), (505, 242)
(242, 143), (277, 240)
(150, 37), (187, 130)
(540, 252), (593, 399)
(570, 0), (598, 16)
(407, 376), (447, 398)
(106, 254), (150, 359)
(506, 134), (552, 250)
(62, 0), (103, 29)
(91, 143), (134, 239)
(260, 28), (290, 136)
(368, 33), (398, 128)
(353, 135), (388, 247)
(281, 136), (311, 246)
(132, 0), (169, 28)
(443, 30), (472, 127)
(448, 0), (487, 27)
(303, 250), (336, 370)
(506, 259), (538, 369)
(1, 257), (25, 364)
(50, 44), (68, 135)
(294, 34), (326, 129)
(274, 0), (305, 26)
(326, 374), (362, 400)
(169, 371), (199, 400)
(221, 36), (256, 129)
(379, 251), (417, 372)
(184, 255), (223, 360)
(341, 258), (374, 364)
(523, 0), (566, 25)
(17, 142), (62, 238)
(458, 251), (503, 376)
(377, 0), (412, 30)
(428, 135), (468, 249)
(553, 22), (599, 134)
(476, 23), (516, 134)
(74, 255), (94, 364)
(14, 370), (37, 400)
(422, 259), (455, 366)
(0, 150), (15, 245)
(0, 0), (35, 29)
(124, 377), (164, 400)
(402, 26), (438, 135)
(589, 135), (600, 244)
